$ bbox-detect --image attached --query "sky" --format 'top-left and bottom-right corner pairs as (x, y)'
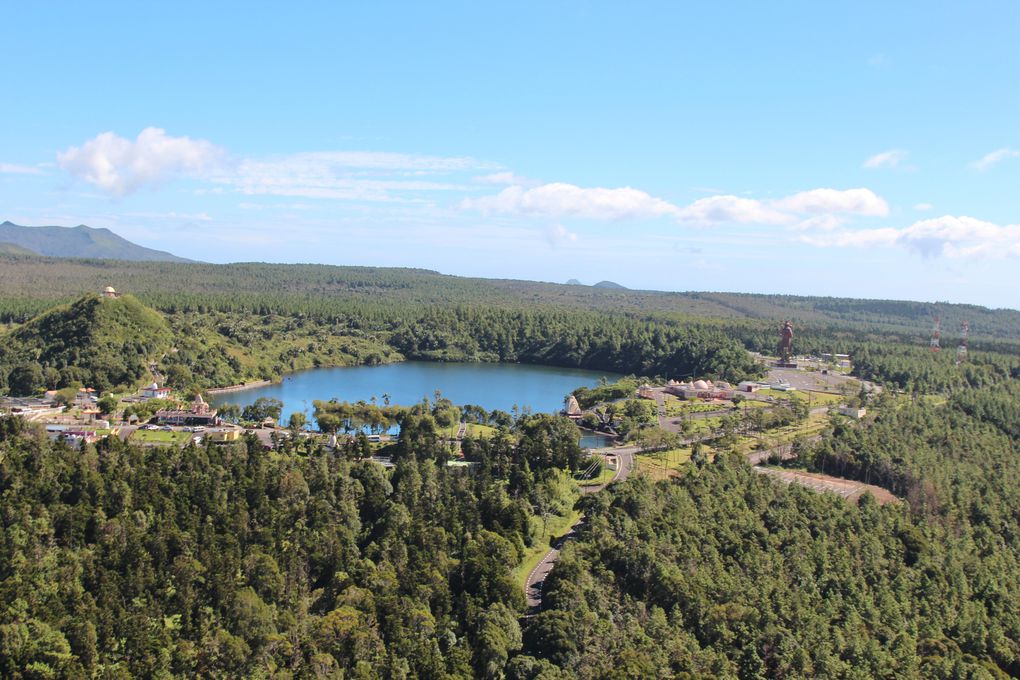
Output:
(1, 2), (1018, 309)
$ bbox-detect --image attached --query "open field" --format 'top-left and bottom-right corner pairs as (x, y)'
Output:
(635, 447), (697, 480)
(130, 429), (193, 446)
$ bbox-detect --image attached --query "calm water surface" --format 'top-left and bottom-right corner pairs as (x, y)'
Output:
(208, 361), (618, 423)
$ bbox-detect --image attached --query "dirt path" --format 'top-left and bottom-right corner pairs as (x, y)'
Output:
(754, 466), (898, 505)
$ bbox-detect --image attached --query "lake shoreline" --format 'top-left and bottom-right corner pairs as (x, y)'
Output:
(207, 360), (621, 422)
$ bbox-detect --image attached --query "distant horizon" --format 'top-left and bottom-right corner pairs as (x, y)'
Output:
(5, 218), (1019, 313)
(2, 3), (1018, 307)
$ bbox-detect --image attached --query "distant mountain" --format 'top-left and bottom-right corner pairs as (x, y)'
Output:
(0, 221), (193, 262)
(0, 241), (38, 256)
(593, 280), (627, 290)
(565, 278), (583, 285)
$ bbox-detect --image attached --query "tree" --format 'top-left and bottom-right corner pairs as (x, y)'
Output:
(242, 397), (284, 423)
(218, 403), (241, 423)
(97, 394), (119, 416)
(8, 362), (43, 396)
(288, 411), (307, 432)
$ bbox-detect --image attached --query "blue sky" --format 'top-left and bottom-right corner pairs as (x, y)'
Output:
(2, 2), (1018, 308)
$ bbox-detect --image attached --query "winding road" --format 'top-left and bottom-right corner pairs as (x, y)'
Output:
(524, 447), (636, 612)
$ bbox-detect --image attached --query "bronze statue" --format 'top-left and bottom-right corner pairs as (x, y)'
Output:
(777, 320), (794, 363)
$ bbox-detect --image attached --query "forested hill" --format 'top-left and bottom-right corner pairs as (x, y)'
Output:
(0, 222), (192, 263)
(0, 255), (1018, 340)
(0, 293), (172, 394)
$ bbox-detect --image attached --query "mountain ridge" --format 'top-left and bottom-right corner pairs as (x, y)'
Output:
(0, 221), (193, 262)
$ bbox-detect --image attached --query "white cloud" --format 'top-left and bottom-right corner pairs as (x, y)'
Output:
(0, 162), (44, 175)
(804, 215), (1020, 258)
(545, 223), (579, 246)
(215, 151), (484, 202)
(773, 188), (889, 217)
(971, 148), (1020, 171)
(675, 195), (789, 225)
(792, 215), (845, 231)
(463, 182), (680, 220)
(914, 203), (933, 211)
(465, 183), (891, 229)
(863, 149), (908, 169)
(58, 127), (225, 196)
(474, 171), (539, 186)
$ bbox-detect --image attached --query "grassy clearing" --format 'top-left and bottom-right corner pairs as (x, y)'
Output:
(131, 429), (193, 445)
(513, 506), (582, 590)
(635, 447), (694, 479)
(665, 398), (729, 416)
(733, 412), (833, 455)
(576, 464), (615, 488)
(465, 423), (498, 439)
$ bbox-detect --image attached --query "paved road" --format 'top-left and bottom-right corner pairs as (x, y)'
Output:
(524, 448), (635, 611)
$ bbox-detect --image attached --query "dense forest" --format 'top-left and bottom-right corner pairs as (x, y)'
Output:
(0, 409), (583, 678)
(2, 256), (1019, 397)
(2, 256), (1020, 678)
(2, 254), (1019, 342)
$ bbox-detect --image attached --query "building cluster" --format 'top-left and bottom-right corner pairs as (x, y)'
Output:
(155, 393), (219, 427)
(665, 379), (736, 401)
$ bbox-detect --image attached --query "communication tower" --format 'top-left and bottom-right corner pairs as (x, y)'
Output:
(956, 321), (970, 365)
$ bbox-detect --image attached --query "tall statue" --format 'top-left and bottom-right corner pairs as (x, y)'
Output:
(777, 320), (794, 363)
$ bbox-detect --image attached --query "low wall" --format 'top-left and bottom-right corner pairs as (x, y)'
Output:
(206, 379), (274, 395)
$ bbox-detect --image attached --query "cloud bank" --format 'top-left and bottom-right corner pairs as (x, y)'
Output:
(466, 183), (889, 226)
(804, 215), (1020, 258)
(464, 183), (679, 220)
(58, 127), (225, 196)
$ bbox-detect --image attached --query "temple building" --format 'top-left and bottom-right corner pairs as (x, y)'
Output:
(155, 394), (219, 426)
(562, 394), (583, 419)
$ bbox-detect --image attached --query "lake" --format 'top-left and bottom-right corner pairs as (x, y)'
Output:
(208, 361), (618, 424)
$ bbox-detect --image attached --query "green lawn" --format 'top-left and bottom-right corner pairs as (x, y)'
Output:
(513, 506), (582, 590)
(576, 464), (615, 488)
(733, 412), (833, 454)
(465, 423), (498, 439)
(131, 429), (193, 445)
(665, 398), (728, 416)
(636, 446), (701, 480)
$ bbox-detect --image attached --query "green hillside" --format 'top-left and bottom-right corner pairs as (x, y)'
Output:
(0, 221), (192, 262)
(0, 257), (1017, 343)
(0, 293), (172, 395)
(0, 242), (37, 256)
